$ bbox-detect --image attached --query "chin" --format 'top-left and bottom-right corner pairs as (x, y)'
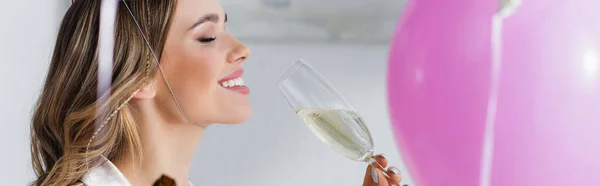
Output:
(218, 107), (252, 124)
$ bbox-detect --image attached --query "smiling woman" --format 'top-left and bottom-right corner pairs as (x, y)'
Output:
(29, 0), (401, 186)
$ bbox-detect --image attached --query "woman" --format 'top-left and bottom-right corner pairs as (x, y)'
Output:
(30, 0), (403, 185)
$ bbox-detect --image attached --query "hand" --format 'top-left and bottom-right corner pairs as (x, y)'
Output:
(362, 154), (404, 186)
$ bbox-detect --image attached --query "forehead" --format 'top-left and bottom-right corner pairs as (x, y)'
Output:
(172, 0), (225, 27)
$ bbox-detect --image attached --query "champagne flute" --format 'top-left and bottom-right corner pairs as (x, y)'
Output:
(277, 59), (391, 179)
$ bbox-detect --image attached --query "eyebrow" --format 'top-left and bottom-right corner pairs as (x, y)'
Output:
(188, 13), (228, 30)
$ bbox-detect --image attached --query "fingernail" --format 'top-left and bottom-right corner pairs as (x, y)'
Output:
(378, 153), (387, 158)
(371, 168), (379, 184)
(389, 167), (400, 174)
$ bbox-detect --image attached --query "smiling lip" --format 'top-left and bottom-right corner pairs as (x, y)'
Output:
(224, 86), (250, 95)
(218, 69), (250, 95)
(218, 69), (244, 83)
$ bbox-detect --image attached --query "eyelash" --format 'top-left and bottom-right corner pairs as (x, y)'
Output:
(198, 37), (216, 43)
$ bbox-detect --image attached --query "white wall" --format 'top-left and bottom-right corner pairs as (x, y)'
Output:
(0, 0), (68, 184)
(0, 1), (413, 185)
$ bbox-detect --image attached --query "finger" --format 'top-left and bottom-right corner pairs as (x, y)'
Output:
(362, 165), (375, 186)
(375, 154), (389, 168)
(363, 164), (391, 186)
(363, 154), (390, 186)
(385, 166), (402, 186)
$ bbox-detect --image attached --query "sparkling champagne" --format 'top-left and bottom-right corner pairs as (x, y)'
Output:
(295, 108), (374, 161)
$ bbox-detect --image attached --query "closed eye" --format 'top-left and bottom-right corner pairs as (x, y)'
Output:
(198, 37), (216, 43)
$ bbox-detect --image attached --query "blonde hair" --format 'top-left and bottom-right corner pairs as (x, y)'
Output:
(30, 0), (176, 185)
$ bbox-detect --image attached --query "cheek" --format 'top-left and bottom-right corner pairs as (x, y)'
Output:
(177, 51), (222, 101)
(185, 53), (221, 86)
(160, 43), (224, 122)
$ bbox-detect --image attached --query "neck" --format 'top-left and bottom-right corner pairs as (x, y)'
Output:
(115, 103), (205, 186)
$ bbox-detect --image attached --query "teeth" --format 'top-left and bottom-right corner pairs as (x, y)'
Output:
(221, 77), (245, 88)
(234, 78), (242, 86)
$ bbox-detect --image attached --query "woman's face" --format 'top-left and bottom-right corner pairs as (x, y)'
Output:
(156, 0), (251, 125)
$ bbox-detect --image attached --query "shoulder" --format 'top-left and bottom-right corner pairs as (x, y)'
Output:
(79, 157), (132, 186)
(77, 156), (197, 186)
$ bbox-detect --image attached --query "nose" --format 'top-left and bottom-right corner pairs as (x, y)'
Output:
(226, 35), (251, 64)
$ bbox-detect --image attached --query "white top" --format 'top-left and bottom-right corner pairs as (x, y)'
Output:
(80, 157), (194, 186)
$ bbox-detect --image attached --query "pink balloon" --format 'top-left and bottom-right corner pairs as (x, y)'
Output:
(388, 0), (600, 186)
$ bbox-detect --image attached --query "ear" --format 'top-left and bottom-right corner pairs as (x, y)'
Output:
(133, 81), (156, 99)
